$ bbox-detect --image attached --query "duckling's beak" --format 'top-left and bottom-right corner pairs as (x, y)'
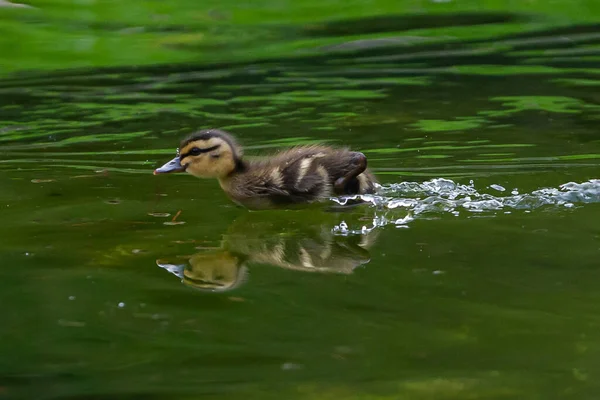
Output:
(154, 157), (185, 175)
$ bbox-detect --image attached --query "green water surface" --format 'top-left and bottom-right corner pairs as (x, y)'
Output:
(1, 1), (600, 399)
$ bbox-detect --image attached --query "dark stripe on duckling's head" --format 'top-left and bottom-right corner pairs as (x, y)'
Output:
(179, 144), (221, 160)
(180, 129), (243, 157)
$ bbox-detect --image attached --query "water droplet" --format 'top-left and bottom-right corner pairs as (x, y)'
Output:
(118, 302), (125, 308)
(69, 296), (76, 301)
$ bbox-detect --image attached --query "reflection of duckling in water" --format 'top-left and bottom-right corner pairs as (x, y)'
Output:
(157, 212), (380, 292)
(153, 129), (378, 209)
(158, 251), (249, 293)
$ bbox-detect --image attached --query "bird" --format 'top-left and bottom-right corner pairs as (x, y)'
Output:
(153, 129), (378, 210)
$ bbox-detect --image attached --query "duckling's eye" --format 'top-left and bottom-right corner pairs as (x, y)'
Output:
(189, 147), (202, 156)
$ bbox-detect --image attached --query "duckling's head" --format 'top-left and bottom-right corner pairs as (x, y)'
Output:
(154, 129), (245, 179)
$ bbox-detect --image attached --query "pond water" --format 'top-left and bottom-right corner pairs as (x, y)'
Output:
(1, 3), (600, 399)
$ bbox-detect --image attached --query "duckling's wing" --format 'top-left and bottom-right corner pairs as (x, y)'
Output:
(274, 148), (368, 197)
(252, 166), (329, 205)
(241, 146), (374, 206)
(236, 172), (309, 205)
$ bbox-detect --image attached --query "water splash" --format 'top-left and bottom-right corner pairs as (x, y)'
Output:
(330, 178), (600, 235)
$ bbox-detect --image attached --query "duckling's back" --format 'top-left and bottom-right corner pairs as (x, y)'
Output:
(219, 145), (377, 209)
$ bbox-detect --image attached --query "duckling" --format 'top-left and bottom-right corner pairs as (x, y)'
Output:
(154, 129), (377, 209)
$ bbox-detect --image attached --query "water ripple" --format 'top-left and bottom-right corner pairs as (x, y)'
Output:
(330, 178), (600, 234)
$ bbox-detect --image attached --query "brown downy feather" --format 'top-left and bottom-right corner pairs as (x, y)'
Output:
(219, 145), (377, 209)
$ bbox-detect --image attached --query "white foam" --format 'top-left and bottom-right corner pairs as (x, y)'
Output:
(330, 178), (600, 235)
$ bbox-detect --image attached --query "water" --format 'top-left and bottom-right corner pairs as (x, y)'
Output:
(330, 178), (600, 232)
(2, 2), (600, 399)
